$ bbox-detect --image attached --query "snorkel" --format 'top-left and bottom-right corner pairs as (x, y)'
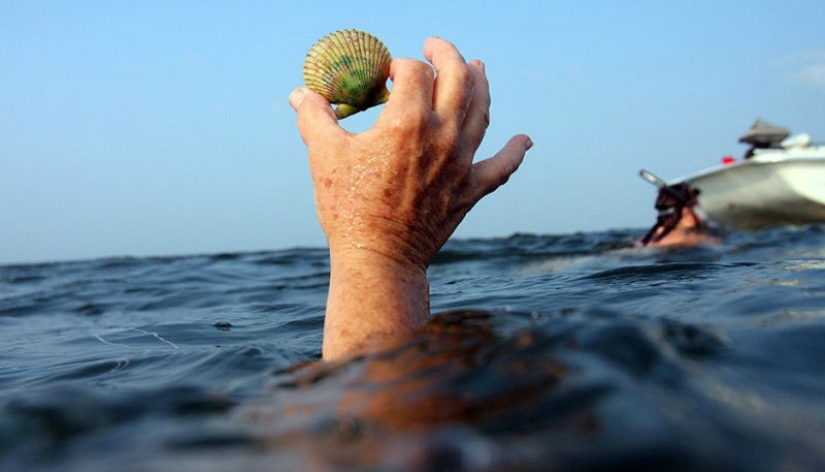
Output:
(639, 170), (706, 246)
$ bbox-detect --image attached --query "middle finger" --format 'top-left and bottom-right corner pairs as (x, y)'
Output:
(423, 37), (474, 124)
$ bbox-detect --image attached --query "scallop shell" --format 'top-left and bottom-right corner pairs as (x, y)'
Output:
(303, 29), (392, 119)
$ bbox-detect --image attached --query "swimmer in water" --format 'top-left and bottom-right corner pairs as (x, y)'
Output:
(640, 182), (717, 247)
(289, 37), (533, 360)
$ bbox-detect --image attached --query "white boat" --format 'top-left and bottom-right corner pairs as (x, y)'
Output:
(665, 121), (825, 230)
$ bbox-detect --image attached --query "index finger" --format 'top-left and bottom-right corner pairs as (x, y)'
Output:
(423, 37), (474, 123)
(381, 57), (435, 120)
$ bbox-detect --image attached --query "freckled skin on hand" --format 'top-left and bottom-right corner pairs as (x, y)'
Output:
(291, 36), (532, 360)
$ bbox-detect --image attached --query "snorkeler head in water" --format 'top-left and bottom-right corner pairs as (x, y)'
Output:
(641, 182), (715, 247)
(290, 37), (533, 360)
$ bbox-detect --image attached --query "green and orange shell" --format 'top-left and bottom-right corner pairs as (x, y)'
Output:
(303, 29), (392, 119)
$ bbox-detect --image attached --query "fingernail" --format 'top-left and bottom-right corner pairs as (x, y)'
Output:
(525, 136), (534, 150)
(289, 88), (307, 111)
(477, 60), (486, 73)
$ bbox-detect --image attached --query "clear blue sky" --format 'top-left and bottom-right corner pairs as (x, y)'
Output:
(3, 1), (825, 264)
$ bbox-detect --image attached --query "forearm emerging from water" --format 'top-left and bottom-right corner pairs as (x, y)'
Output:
(324, 250), (429, 359)
(291, 37), (531, 361)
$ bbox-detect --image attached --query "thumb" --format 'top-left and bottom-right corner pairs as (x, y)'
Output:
(289, 87), (344, 145)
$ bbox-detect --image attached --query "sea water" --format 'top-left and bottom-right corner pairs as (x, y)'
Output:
(2, 226), (825, 471)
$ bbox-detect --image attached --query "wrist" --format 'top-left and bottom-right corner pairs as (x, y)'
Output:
(323, 215), (435, 275)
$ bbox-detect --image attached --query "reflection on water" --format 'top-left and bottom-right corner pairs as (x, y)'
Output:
(240, 311), (592, 471)
(3, 226), (825, 471)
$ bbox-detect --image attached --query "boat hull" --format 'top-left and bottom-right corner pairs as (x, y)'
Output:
(676, 158), (825, 229)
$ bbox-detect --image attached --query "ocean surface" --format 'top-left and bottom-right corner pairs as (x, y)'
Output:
(2, 226), (825, 471)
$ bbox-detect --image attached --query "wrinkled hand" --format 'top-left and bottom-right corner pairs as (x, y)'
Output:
(290, 36), (532, 359)
(290, 36), (532, 273)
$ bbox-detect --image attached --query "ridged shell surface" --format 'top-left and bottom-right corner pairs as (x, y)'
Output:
(303, 29), (392, 119)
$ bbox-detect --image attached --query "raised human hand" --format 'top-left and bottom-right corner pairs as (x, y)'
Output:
(289, 36), (532, 359)
(290, 36), (531, 272)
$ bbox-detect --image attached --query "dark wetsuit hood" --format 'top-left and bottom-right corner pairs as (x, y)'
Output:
(641, 183), (705, 246)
